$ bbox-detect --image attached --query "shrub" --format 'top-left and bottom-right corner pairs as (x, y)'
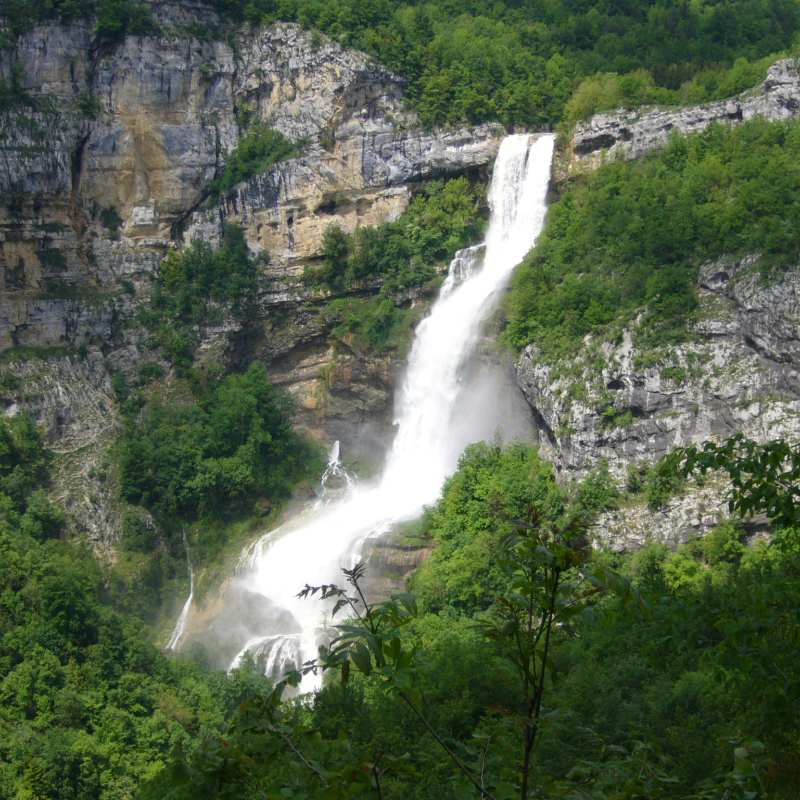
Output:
(305, 177), (485, 293)
(208, 123), (297, 202)
(142, 223), (265, 370)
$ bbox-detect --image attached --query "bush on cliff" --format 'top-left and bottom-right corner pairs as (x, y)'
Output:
(506, 117), (800, 360)
(305, 176), (486, 293)
(138, 223), (265, 373)
(119, 363), (316, 526)
(207, 123), (298, 202)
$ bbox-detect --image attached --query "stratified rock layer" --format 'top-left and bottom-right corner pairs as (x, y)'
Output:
(516, 255), (800, 547)
(563, 58), (800, 176)
(0, 10), (500, 541)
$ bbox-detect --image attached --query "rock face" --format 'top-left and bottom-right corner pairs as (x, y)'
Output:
(543, 66), (800, 546)
(1, 14), (500, 346)
(564, 58), (800, 176)
(0, 8), (501, 541)
(516, 255), (800, 547)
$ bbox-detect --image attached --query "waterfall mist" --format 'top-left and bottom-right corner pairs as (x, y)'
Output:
(228, 134), (555, 689)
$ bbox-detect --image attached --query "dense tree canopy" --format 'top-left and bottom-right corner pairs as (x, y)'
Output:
(177, 439), (800, 799)
(3, 0), (797, 126)
(3, 1), (800, 795)
(505, 118), (800, 359)
(120, 363), (315, 524)
(0, 414), (273, 800)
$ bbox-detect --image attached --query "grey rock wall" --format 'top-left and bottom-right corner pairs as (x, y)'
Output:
(0, 9), (501, 542)
(567, 58), (800, 174)
(516, 255), (800, 547)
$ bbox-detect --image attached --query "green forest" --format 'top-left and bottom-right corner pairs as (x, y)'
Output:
(505, 117), (800, 359)
(3, 0), (799, 127)
(2, 418), (799, 799)
(2, 0), (800, 798)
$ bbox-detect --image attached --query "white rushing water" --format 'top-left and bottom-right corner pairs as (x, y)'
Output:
(229, 134), (555, 688)
(166, 528), (194, 651)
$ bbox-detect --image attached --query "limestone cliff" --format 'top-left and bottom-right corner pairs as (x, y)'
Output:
(506, 66), (800, 548)
(0, 8), (501, 541)
(516, 256), (800, 547)
(560, 58), (800, 179)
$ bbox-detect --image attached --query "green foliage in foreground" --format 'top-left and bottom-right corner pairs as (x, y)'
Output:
(180, 438), (799, 800)
(119, 363), (317, 533)
(0, 413), (273, 800)
(506, 118), (800, 360)
(410, 441), (567, 615)
(307, 177), (486, 293)
(208, 124), (298, 203)
(658, 433), (800, 537)
(4, 413), (800, 799)
(410, 444), (623, 618)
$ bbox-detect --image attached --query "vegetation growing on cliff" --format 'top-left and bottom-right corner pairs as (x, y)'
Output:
(119, 363), (319, 549)
(4, 0), (796, 126)
(506, 118), (800, 360)
(207, 123), (298, 203)
(320, 295), (418, 353)
(561, 54), (777, 125)
(0, 0), (157, 48)
(302, 176), (486, 352)
(306, 177), (486, 293)
(139, 223), (265, 373)
(211, 0), (799, 129)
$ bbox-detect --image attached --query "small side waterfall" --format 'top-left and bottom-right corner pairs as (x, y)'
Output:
(230, 134), (555, 688)
(319, 441), (357, 493)
(166, 529), (194, 652)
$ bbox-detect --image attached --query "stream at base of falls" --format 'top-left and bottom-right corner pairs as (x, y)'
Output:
(228, 133), (556, 691)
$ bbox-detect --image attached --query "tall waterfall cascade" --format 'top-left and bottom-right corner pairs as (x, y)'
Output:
(229, 134), (556, 688)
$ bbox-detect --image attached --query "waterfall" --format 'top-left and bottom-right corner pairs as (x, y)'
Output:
(230, 134), (555, 688)
(447, 245), (485, 287)
(166, 528), (194, 652)
(319, 440), (357, 492)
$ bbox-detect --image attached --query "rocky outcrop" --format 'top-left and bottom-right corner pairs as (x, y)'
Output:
(208, 123), (499, 269)
(564, 58), (800, 176)
(1, 13), (499, 342)
(0, 10), (501, 541)
(185, 24), (500, 268)
(516, 256), (800, 546)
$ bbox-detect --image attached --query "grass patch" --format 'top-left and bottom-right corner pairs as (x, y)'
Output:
(0, 346), (81, 363)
